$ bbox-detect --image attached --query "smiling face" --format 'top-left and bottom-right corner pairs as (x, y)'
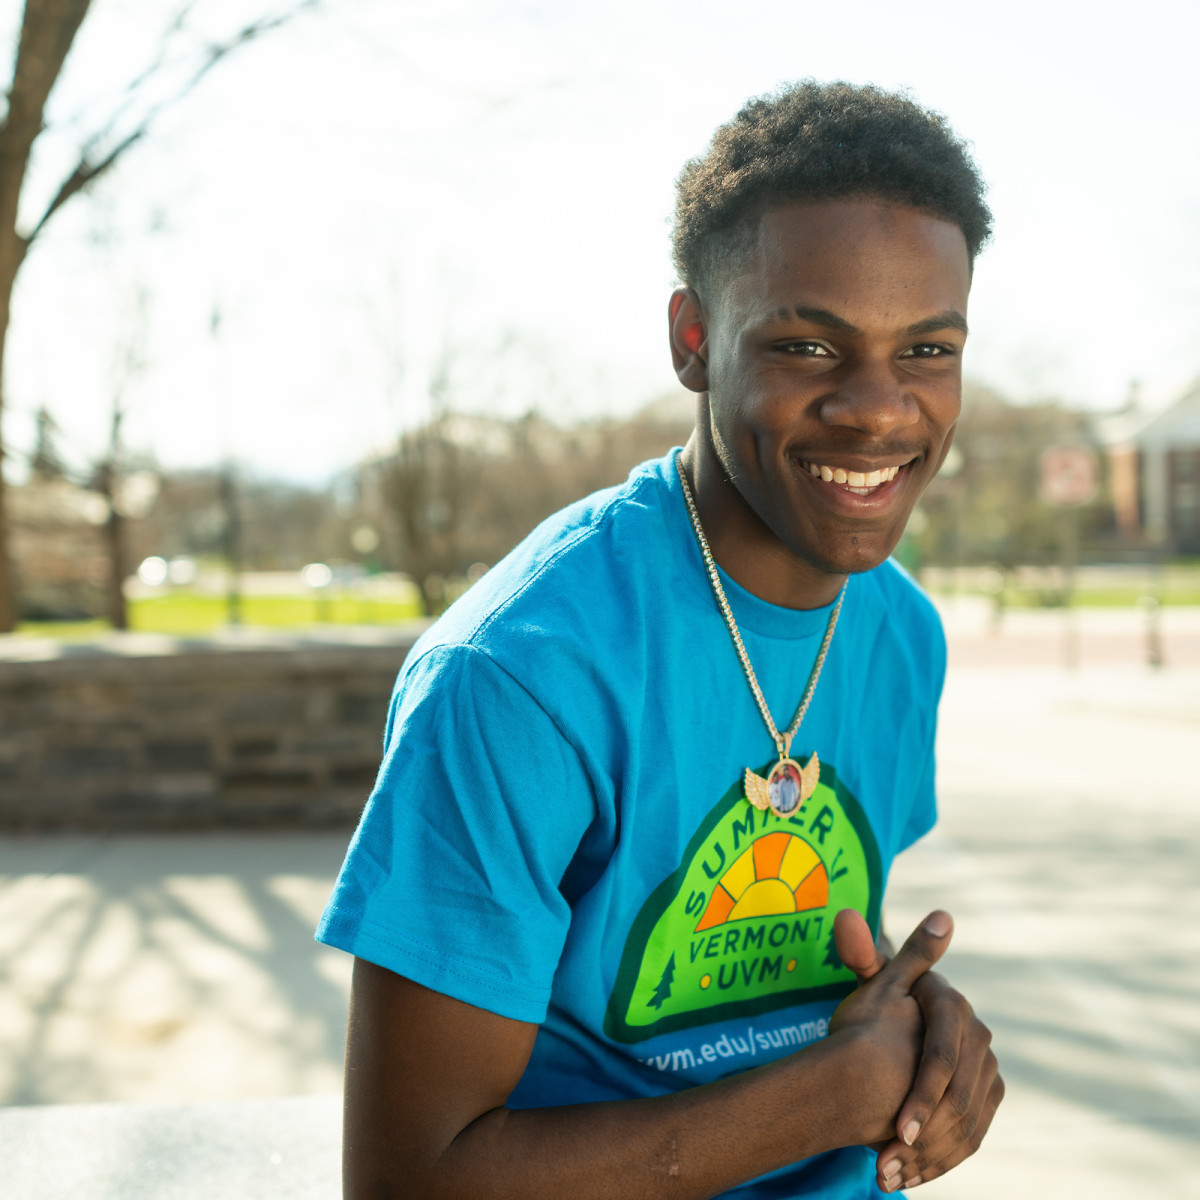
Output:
(672, 197), (971, 608)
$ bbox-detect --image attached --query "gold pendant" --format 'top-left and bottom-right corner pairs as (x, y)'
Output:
(744, 754), (821, 818)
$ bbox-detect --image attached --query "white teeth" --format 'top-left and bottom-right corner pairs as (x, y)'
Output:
(803, 461), (904, 488)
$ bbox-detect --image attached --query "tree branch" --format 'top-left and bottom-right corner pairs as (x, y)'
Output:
(26, 0), (319, 243)
(42, 2), (202, 154)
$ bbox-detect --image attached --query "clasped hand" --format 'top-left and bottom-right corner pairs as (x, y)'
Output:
(828, 909), (1004, 1191)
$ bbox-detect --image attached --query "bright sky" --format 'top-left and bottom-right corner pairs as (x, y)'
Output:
(5, 0), (1200, 484)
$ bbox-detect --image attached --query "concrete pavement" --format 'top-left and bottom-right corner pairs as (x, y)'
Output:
(886, 663), (1200, 1197)
(2, 615), (1199, 1197)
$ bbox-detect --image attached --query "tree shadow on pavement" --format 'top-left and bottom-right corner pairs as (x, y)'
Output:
(0, 831), (354, 1106)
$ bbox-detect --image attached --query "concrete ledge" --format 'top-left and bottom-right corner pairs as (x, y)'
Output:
(0, 622), (428, 666)
(0, 1095), (340, 1200)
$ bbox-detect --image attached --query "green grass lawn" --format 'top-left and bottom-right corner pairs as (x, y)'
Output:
(940, 585), (1200, 609)
(17, 591), (425, 638)
(924, 564), (1200, 609)
(14, 572), (1200, 640)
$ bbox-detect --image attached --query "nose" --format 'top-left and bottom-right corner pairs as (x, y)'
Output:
(817, 358), (920, 436)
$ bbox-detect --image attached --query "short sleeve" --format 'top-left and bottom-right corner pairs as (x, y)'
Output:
(316, 643), (597, 1023)
(897, 739), (938, 852)
(896, 612), (946, 853)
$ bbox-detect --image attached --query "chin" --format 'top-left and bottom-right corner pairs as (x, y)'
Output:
(801, 532), (904, 578)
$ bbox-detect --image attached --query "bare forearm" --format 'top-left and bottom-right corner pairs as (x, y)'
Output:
(342, 928), (954, 1200)
(349, 1033), (877, 1200)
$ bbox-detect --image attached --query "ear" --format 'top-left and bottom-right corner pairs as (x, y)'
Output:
(668, 287), (709, 393)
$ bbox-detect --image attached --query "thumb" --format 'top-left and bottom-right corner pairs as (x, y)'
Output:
(833, 908), (886, 982)
(882, 910), (954, 991)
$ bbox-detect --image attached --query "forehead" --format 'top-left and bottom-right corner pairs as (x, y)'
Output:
(712, 197), (971, 326)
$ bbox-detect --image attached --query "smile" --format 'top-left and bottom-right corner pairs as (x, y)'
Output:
(799, 461), (905, 496)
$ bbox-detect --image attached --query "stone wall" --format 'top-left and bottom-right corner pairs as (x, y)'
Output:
(0, 630), (419, 830)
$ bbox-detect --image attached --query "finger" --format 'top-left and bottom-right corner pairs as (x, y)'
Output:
(897, 1000), (990, 1150)
(922, 1055), (1002, 1164)
(910, 1034), (985, 1150)
(879, 911), (953, 994)
(878, 1069), (1004, 1191)
(877, 1053), (1001, 1185)
(832, 908), (885, 980)
(877, 1049), (985, 1187)
(893, 972), (983, 1147)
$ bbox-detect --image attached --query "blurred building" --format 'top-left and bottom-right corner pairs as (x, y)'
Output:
(9, 476), (110, 620)
(1097, 379), (1200, 552)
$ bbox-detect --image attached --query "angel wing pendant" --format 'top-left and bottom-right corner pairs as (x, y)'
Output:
(744, 754), (820, 819)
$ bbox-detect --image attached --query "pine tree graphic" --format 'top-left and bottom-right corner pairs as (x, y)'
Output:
(647, 952), (676, 1009)
(822, 931), (844, 971)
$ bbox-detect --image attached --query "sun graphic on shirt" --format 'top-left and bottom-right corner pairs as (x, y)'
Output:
(694, 831), (829, 932)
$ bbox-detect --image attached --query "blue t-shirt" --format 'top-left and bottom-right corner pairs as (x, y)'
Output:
(317, 452), (945, 1198)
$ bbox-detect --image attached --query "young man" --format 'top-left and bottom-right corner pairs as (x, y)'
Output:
(318, 81), (1003, 1198)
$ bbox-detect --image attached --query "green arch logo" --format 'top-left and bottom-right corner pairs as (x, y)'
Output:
(604, 759), (881, 1044)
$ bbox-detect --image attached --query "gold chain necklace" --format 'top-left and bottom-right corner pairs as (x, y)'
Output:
(675, 451), (847, 819)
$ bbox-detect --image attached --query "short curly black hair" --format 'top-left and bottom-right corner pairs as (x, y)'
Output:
(673, 80), (992, 292)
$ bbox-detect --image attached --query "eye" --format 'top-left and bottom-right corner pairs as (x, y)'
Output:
(776, 340), (833, 357)
(901, 343), (955, 359)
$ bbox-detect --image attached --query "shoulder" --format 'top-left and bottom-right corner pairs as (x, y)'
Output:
(399, 452), (679, 684)
(849, 559), (946, 691)
(863, 558), (944, 634)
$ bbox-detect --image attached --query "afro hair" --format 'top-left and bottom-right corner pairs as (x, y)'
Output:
(673, 81), (992, 291)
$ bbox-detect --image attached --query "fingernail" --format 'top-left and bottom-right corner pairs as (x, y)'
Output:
(901, 1119), (921, 1145)
(924, 912), (951, 937)
(881, 1158), (902, 1180)
(881, 1177), (898, 1193)
(901, 1176), (922, 1189)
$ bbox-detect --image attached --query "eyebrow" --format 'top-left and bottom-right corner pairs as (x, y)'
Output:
(768, 305), (969, 337)
(785, 305), (858, 332)
(905, 310), (970, 337)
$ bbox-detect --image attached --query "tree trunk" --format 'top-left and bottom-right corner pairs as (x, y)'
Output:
(220, 465), (242, 626)
(0, 272), (19, 631)
(96, 461), (128, 630)
(0, 469), (14, 630)
(0, 0), (93, 630)
(104, 505), (128, 630)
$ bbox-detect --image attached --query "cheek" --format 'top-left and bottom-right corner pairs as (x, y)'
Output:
(708, 371), (773, 444)
(731, 375), (800, 435)
(922, 388), (961, 440)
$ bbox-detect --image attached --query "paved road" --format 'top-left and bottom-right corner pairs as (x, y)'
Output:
(2, 631), (1198, 1196)
(936, 593), (1200, 668)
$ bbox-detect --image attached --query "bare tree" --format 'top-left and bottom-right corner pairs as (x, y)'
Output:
(364, 394), (694, 615)
(376, 350), (475, 616)
(91, 283), (149, 631)
(29, 404), (66, 479)
(92, 398), (127, 629)
(0, 0), (316, 631)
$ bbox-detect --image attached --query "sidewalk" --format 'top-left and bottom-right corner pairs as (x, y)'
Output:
(1, 653), (1198, 1197)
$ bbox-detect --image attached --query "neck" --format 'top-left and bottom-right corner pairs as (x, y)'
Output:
(678, 439), (848, 610)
